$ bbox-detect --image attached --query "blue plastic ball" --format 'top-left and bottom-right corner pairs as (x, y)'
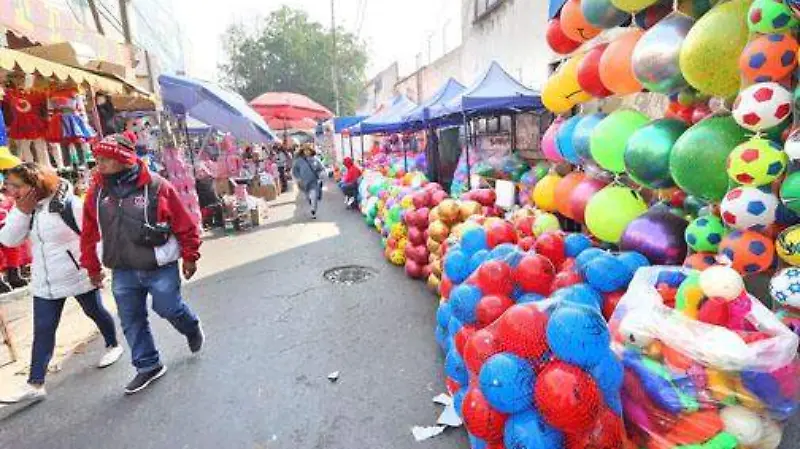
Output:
(489, 244), (523, 266)
(469, 249), (490, 273)
(437, 302), (453, 328)
(584, 254), (634, 293)
(504, 409), (564, 449)
(454, 388), (466, 418)
(616, 251), (650, 273)
(462, 227), (489, 256)
(547, 304), (610, 369)
(468, 434), (487, 449)
(445, 349), (469, 386)
(590, 350), (624, 400)
(479, 353), (536, 414)
(444, 250), (471, 284)
(450, 284), (483, 324)
(575, 247), (606, 273)
(517, 293), (544, 304)
(655, 270), (687, 288)
(447, 316), (463, 339)
(565, 233), (593, 258)
(560, 284), (603, 311)
(435, 325), (448, 351)
(606, 392), (623, 416)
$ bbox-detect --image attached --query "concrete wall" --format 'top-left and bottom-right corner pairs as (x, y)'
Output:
(395, 47), (464, 104)
(357, 62), (399, 115)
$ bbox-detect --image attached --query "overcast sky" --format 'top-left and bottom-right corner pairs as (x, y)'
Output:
(173, 0), (461, 81)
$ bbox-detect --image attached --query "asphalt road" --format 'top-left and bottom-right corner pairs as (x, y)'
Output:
(0, 185), (467, 449)
(1, 185), (798, 449)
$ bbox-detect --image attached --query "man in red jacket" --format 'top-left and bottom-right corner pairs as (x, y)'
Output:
(340, 157), (362, 208)
(81, 133), (203, 395)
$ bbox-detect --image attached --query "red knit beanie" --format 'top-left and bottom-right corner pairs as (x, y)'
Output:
(92, 132), (138, 165)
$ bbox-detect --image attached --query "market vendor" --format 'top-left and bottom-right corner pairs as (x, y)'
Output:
(339, 157), (361, 208)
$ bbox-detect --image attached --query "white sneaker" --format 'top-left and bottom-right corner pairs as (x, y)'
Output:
(98, 346), (124, 368)
(0, 384), (46, 404)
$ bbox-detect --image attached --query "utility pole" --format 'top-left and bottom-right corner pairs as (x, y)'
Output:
(331, 0), (341, 116)
(118, 0), (132, 44)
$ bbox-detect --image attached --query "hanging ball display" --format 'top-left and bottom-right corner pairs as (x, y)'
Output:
(670, 115), (748, 202)
(781, 171), (800, 214)
(543, 56), (594, 114)
(546, 19), (582, 55)
(610, 0), (658, 12)
(582, 0), (629, 29)
(632, 13), (694, 93)
(739, 34), (799, 84)
(561, 0), (602, 43)
(599, 29), (645, 95)
(720, 187), (779, 231)
(578, 44), (614, 98)
(542, 117), (566, 163)
(556, 116), (584, 164)
(534, 174), (562, 213)
(569, 177), (609, 224)
(590, 109), (650, 174)
(685, 215), (727, 253)
(585, 186), (648, 244)
(679, 0), (752, 98)
(556, 172), (587, 220)
(572, 113), (607, 163)
(719, 230), (777, 275)
(727, 137), (788, 187)
(748, 0), (799, 34)
(620, 210), (689, 265)
(777, 225), (800, 266)
(624, 118), (687, 189)
(733, 82), (793, 133)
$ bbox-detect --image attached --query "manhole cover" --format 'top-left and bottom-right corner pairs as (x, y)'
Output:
(323, 265), (377, 285)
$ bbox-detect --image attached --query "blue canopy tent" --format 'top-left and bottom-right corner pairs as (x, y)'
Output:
(333, 116), (367, 159)
(429, 62), (544, 189)
(356, 95), (418, 135)
(158, 74), (276, 144)
(402, 78), (466, 131)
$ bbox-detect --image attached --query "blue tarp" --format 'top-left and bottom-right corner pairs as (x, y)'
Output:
(158, 74), (276, 143)
(333, 116), (368, 133)
(549, 0), (567, 18)
(353, 95), (418, 135)
(402, 78), (466, 130)
(430, 61), (543, 120)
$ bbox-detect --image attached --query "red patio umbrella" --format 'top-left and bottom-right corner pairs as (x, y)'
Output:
(250, 92), (334, 122)
(266, 117), (318, 131)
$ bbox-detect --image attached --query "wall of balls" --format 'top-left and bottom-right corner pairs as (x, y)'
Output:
(507, 0), (800, 447)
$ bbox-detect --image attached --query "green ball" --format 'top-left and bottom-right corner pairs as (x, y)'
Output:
(624, 119), (688, 189)
(670, 115), (748, 202)
(685, 215), (728, 252)
(585, 185), (648, 244)
(727, 137), (787, 187)
(747, 0), (799, 34)
(591, 109), (650, 174)
(780, 171), (800, 215)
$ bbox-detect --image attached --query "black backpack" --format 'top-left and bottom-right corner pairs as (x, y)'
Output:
(29, 195), (81, 235)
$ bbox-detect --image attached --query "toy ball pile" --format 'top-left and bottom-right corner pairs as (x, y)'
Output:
(436, 225), (651, 448)
(610, 265), (800, 449)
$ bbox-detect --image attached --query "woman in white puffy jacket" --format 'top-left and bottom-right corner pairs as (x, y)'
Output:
(0, 163), (122, 404)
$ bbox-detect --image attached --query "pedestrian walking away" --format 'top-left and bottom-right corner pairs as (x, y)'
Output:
(275, 145), (290, 192)
(292, 143), (325, 219)
(0, 163), (123, 404)
(80, 132), (204, 395)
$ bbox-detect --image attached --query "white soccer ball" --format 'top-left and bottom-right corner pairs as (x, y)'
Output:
(733, 82), (793, 132)
(770, 267), (800, 309)
(720, 187), (779, 231)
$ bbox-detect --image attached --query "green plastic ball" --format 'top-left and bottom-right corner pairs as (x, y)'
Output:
(685, 215), (728, 252)
(780, 171), (800, 215)
(748, 0), (799, 34)
(624, 118), (688, 189)
(727, 137), (787, 187)
(591, 109), (650, 174)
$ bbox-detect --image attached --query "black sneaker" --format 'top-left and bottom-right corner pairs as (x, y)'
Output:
(187, 324), (205, 353)
(311, 210), (317, 220)
(124, 365), (167, 395)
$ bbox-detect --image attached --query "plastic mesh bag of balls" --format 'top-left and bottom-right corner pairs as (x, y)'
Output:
(609, 266), (800, 449)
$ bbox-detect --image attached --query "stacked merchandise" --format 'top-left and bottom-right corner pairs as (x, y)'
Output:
(162, 147), (201, 227)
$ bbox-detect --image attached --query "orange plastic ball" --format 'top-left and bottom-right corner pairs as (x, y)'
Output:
(599, 29), (645, 95)
(718, 230), (776, 275)
(561, 0), (602, 43)
(739, 33), (799, 84)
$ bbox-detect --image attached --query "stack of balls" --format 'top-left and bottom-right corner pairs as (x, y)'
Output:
(437, 226), (651, 448)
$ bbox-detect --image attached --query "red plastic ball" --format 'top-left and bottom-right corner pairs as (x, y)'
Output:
(535, 361), (602, 433)
(518, 236), (536, 252)
(602, 290), (625, 321)
(445, 377), (461, 395)
(514, 254), (555, 295)
(455, 324), (477, 356)
(578, 44), (613, 98)
(546, 18), (581, 55)
(565, 407), (624, 449)
(669, 189), (687, 208)
(552, 269), (582, 291)
(462, 387), (508, 443)
(476, 260), (514, 296)
(535, 232), (567, 268)
(496, 304), (549, 359)
(561, 258), (577, 272)
(515, 216), (536, 238)
(697, 297), (730, 326)
(441, 277), (454, 299)
(486, 221), (517, 248)
(464, 328), (503, 375)
(476, 295), (515, 328)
